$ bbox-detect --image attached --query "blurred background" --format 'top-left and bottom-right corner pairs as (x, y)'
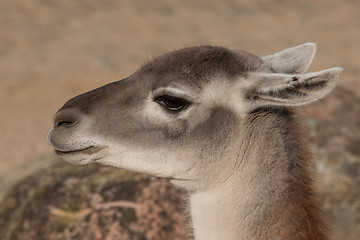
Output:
(0, 0), (359, 239)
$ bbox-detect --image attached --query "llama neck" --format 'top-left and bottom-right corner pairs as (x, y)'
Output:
(189, 109), (326, 240)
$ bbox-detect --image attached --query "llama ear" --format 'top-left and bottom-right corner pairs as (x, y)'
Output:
(240, 67), (342, 110)
(262, 43), (317, 74)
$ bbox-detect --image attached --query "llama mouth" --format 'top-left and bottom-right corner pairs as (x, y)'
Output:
(55, 146), (105, 156)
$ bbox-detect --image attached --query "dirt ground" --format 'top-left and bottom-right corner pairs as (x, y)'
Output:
(0, 0), (359, 200)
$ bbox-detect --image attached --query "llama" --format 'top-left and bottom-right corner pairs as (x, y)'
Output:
(48, 43), (342, 239)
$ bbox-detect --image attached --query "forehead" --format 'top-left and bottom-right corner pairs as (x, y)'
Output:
(137, 46), (265, 92)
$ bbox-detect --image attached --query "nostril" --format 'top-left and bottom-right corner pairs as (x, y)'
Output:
(56, 120), (77, 128)
(54, 108), (82, 129)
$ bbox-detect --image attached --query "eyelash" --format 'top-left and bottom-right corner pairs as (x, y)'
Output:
(154, 94), (191, 112)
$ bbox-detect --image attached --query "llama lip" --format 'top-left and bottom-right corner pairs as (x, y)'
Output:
(55, 146), (105, 155)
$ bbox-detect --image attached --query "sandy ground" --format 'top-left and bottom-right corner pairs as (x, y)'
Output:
(0, 0), (359, 198)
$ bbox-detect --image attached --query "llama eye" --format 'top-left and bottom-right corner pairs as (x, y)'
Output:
(155, 95), (190, 111)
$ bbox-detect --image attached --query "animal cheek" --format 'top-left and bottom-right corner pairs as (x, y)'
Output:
(163, 119), (189, 140)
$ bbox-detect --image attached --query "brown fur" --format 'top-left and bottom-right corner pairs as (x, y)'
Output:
(242, 108), (326, 239)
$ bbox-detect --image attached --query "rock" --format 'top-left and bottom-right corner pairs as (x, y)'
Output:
(0, 161), (188, 240)
(303, 87), (360, 240)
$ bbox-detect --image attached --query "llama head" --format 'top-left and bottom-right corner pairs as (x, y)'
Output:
(48, 43), (342, 191)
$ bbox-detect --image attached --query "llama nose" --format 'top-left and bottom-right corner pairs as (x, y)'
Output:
(53, 108), (81, 129)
